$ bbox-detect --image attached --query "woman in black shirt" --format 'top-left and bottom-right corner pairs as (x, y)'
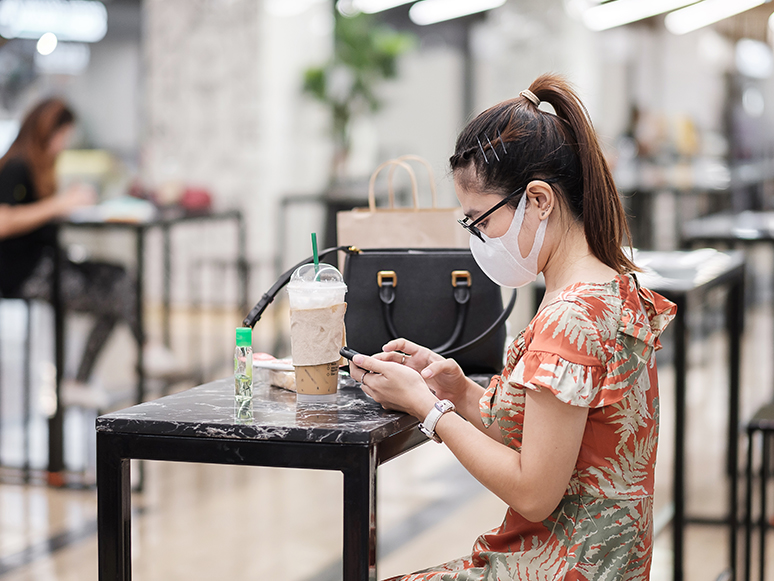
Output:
(0, 99), (172, 402)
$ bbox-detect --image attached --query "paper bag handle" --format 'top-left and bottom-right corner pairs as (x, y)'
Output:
(368, 159), (419, 212)
(388, 154), (439, 208)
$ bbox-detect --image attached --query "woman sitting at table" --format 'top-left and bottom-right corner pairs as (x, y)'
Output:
(349, 74), (677, 580)
(0, 98), (177, 405)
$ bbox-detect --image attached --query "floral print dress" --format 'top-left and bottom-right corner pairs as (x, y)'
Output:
(389, 274), (677, 581)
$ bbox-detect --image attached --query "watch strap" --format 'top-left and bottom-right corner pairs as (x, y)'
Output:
(419, 400), (455, 443)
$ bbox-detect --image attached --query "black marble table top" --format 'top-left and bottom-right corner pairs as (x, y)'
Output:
(96, 375), (418, 445)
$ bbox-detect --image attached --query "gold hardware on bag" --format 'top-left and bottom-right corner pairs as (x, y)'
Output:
(348, 246), (361, 254)
(451, 270), (471, 287)
(377, 270), (397, 287)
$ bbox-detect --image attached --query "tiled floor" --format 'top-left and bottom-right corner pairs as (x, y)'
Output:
(3, 256), (774, 580)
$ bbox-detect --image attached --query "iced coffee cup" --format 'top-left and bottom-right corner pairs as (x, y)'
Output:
(287, 263), (347, 403)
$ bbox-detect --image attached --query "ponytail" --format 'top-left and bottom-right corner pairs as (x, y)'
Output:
(527, 75), (636, 273)
(450, 73), (637, 274)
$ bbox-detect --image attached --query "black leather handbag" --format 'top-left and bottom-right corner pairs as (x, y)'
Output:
(342, 247), (515, 375)
(242, 246), (515, 375)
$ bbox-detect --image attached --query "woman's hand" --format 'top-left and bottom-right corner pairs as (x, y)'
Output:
(374, 339), (470, 406)
(56, 183), (96, 215)
(349, 353), (437, 420)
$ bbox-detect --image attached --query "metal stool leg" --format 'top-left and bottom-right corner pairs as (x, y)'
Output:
(761, 432), (770, 581)
(746, 428), (756, 581)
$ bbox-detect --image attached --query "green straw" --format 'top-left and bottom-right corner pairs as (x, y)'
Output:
(311, 232), (319, 274)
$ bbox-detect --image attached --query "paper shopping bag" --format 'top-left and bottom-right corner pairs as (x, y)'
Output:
(336, 155), (468, 252)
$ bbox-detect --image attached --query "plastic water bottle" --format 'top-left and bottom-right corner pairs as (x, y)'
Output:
(234, 327), (253, 416)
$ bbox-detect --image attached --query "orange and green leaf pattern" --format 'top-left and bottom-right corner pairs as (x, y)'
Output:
(388, 274), (676, 581)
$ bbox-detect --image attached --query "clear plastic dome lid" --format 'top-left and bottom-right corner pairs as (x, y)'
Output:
(287, 263), (347, 310)
(289, 263), (345, 285)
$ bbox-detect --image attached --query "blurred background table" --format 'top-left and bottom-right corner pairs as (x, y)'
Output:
(635, 249), (745, 581)
(683, 211), (774, 246)
(46, 208), (247, 479)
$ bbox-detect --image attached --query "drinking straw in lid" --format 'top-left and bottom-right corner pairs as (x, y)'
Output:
(311, 232), (319, 275)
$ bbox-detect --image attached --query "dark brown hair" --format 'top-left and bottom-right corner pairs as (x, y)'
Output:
(450, 73), (637, 274)
(0, 98), (75, 198)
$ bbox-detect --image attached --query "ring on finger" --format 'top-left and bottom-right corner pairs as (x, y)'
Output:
(401, 354), (406, 364)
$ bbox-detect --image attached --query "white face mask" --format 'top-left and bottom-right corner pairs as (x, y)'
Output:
(469, 192), (547, 288)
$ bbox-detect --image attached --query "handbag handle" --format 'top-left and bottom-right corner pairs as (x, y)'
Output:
(439, 289), (517, 358)
(388, 154), (439, 208)
(368, 159), (419, 212)
(376, 269), (517, 358)
(377, 269), (471, 352)
(242, 245), (351, 328)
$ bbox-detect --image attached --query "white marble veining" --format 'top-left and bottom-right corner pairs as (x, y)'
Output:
(95, 375), (418, 445)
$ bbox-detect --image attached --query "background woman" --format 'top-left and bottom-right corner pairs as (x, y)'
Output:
(350, 74), (677, 579)
(0, 98), (174, 405)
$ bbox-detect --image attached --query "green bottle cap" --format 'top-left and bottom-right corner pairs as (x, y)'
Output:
(236, 327), (252, 348)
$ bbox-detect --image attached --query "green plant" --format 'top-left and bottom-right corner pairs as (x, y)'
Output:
(303, 11), (415, 182)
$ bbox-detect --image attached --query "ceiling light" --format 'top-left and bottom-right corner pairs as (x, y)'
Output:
(409, 0), (506, 25)
(581, 0), (698, 31)
(0, 0), (107, 43)
(665, 0), (766, 35)
(743, 86), (766, 117)
(34, 41), (90, 75)
(735, 38), (774, 78)
(36, 31), (57, 55)
(352, 0), (414, 13)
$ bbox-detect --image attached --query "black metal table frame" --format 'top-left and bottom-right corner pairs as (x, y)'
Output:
(96, 426), (427, 581)
(659, 259), (745, 581)
(681, 217), (774, 581)
(48, 210), (247, 476)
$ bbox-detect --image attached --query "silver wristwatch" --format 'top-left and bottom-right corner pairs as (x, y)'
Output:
(419, 399), (456, 443)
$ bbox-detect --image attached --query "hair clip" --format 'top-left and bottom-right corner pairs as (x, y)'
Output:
(497, 129), (507, 154)
(485, 134), (500, 162)
(476, 137), (489, 164)
(520, 89), (540, 107)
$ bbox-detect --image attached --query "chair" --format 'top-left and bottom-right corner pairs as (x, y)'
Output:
(744, 401), (774, 581)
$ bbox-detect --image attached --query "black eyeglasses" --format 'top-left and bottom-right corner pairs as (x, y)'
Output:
(457, 186), (525, 242)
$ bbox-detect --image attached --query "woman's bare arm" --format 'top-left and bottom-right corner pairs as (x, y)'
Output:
(435, 386), (587, 522)
(0, 185), (95, 239)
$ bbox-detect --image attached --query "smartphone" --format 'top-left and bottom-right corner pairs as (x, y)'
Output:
(340, 346), (361, 361)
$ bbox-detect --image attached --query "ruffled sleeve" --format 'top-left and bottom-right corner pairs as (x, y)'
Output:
(504, 275), (677, 409)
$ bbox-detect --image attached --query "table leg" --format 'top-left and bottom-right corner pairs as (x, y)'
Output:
(135, 229), (145, 405)
(97, 432), (131, 581)
(135, 231), (146, 491)
(727, 275), (744, 578)
(342, 446), (377, 581)
(162, 225), (171, 348)
(23, 301), (31, 482)
(673, 297), (687, 581)
(48, 240), (65, 476)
